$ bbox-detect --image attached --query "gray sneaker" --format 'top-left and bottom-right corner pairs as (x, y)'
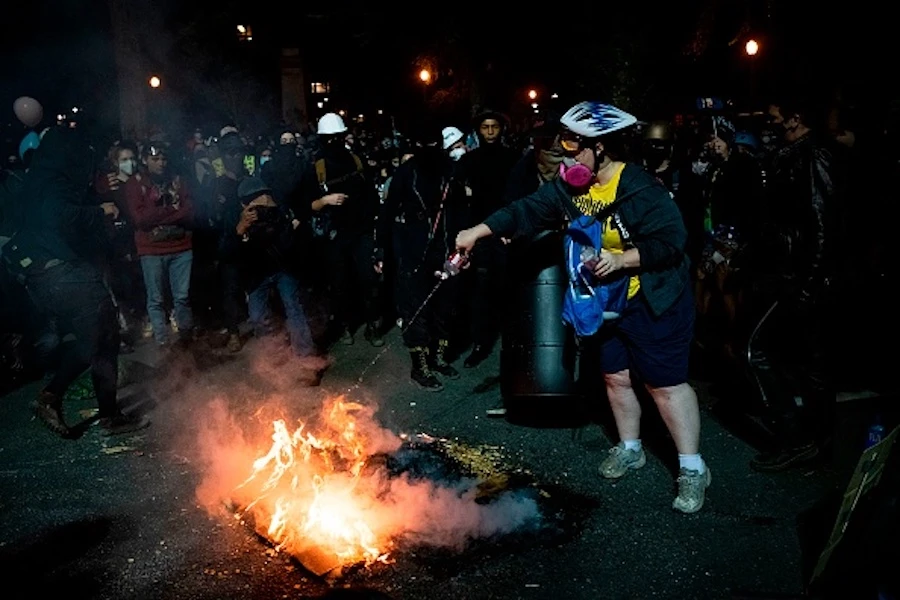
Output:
(599, 443), (646, 479)
(672, 466), (712, 514)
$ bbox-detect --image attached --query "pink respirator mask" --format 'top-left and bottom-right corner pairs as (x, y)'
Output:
(559, 158), (594, 188)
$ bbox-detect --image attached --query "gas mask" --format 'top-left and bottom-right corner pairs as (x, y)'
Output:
(449, 147), (466, 161)
(559, 157), (594, 188)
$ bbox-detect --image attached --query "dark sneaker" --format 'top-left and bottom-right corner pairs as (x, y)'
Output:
(673, 466), (712, 514)
(364, 325), (385, 347)
(296, 368), (322, 387)
(33, 390), (70, 438)
(226, 333), (242, 353)
(750, 442), (819, 472)
(464, 345), (490, 368)
(339, 329), (355, 346)
(99, 413), (150, 436)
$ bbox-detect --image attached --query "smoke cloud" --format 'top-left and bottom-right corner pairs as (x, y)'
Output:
(152, 338), (540, 569)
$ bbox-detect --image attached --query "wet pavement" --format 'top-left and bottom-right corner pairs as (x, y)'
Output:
(0, 329), (869, 600)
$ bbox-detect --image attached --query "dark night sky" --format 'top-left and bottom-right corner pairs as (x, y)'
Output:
(1, 0), (892, 139)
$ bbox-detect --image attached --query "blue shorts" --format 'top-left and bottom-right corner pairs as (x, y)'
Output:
(596, 286), (694, 388)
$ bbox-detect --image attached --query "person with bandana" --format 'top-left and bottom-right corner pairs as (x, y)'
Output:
(3, 127), (149, 437)
(456, 101), (710, 513)
(307, 113), (384, 347)
(374, 121), (469, 392)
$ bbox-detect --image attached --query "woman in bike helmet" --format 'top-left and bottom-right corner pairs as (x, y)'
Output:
(456, 101), (711, 514)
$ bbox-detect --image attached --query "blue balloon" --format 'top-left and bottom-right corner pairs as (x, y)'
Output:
(19, 131), (41, 161)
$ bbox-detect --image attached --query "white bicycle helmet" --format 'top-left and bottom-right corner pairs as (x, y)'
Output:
(560, 102), (637, 138)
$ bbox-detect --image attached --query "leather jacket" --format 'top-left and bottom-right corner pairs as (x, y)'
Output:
(758, 133), (837, 303)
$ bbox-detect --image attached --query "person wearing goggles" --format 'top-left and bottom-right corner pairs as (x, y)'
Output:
(456, 101), (710, 514)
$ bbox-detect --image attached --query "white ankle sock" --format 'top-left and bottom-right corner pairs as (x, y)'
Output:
(622, 439), (642, 452)
(679, 453), (705, 473)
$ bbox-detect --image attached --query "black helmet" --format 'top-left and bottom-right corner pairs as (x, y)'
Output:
(643, 120), (673, 143)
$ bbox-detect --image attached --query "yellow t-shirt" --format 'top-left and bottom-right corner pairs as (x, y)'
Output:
(571, 163), (640, 299)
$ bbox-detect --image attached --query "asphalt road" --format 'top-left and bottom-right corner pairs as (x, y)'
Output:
(0, 330), (847, 600)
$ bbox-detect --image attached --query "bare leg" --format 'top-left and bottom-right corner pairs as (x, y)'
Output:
(646, 382), (701, 454)
(604, 369), (642, 440)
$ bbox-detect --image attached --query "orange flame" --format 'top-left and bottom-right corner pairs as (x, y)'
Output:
(235, 398), (395, 568)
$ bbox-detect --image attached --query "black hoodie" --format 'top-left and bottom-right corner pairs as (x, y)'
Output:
(3, 128), (108, 273)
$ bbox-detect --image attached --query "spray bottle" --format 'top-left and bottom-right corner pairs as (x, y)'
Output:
(435, 251), (468, 280)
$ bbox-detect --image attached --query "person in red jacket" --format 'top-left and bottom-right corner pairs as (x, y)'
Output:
(128, 143), (195, 347)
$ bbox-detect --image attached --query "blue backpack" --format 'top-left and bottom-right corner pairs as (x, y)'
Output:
(561, 215), (630, 337)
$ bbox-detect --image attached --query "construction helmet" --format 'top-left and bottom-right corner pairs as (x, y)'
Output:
(317, 112), (348, 135)
(643, 120), (673, 142)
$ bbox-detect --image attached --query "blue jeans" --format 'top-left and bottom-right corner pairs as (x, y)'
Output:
(140, 250), (194, 344)
(248, 272), (315, 357)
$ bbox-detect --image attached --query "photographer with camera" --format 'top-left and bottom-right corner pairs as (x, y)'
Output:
(220, 177), (321, 386)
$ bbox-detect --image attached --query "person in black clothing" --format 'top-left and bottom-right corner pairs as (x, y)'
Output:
(746, 99), (842, 472)
(1, 127), (149, 438)
(459, 109), (521, 368)
(220, 177), (321, 385)
(693, 121), (766, 359)
(207, 132), (251, 352)
(374, 123), (469, 392)
(307, 113), (384, 347)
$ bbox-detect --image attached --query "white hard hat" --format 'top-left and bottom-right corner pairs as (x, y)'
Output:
(442, 126), (464, 150)
(317, 112), (348, 135)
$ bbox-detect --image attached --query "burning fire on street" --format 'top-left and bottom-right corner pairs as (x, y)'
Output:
(199, 396), (578, 579)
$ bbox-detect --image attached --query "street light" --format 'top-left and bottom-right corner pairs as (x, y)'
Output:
(419, 69), (431, 83)
(149, 75), (161, 88)
(551, 93), (559, 99)
(527, 89), (537, 100)
(745, 39), (759, 56)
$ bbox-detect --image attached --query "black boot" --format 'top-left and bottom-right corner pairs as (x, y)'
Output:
(464, 344), (491, 368)
(410, 347), (443, 391)
(431, 339), (460, 379)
